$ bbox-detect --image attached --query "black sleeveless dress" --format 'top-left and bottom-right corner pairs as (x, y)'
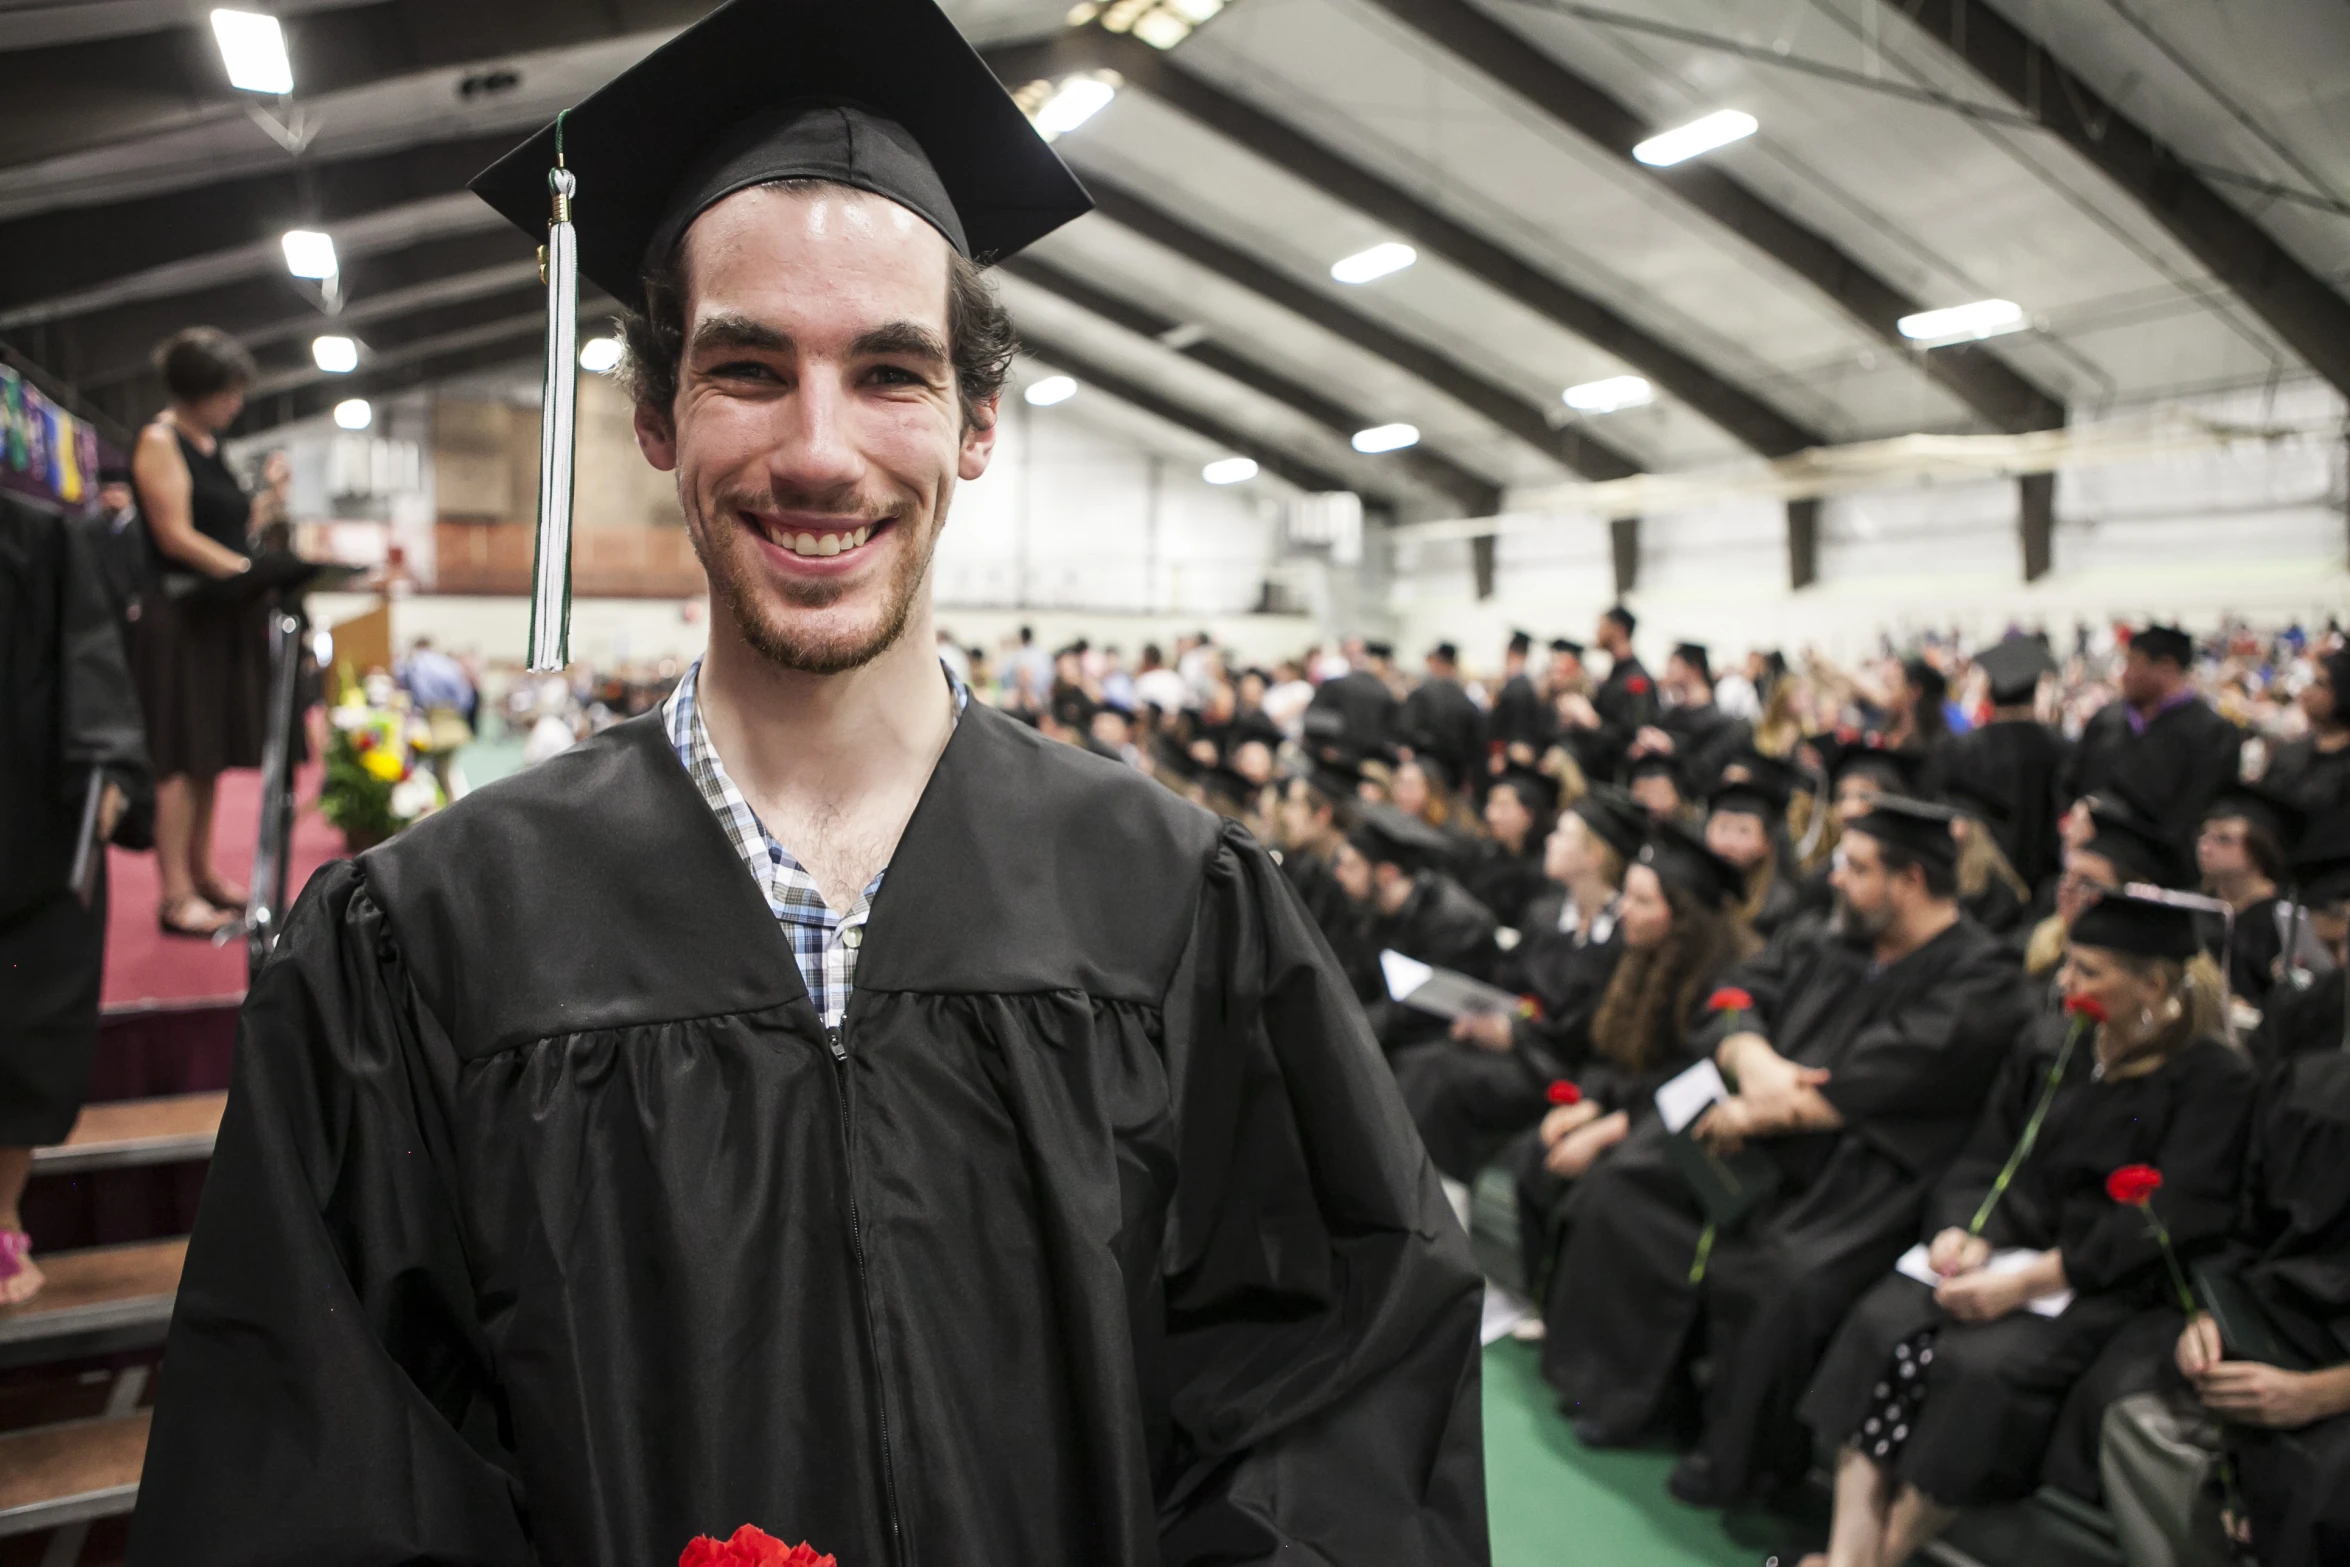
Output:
(129, 427), (270, 778)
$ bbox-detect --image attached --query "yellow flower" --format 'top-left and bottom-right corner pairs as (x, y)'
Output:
(361, 747), (406, 782)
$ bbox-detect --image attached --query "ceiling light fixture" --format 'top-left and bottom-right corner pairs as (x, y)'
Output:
(311, 335), (359, 373)
(1031, 73), (1118, 140)
(1074, 0), (1225, 49)
(1330, 242), (1416, 285)
(280, 229), (337, 279)
(1352, 422), (1419, 454)
(1563, 375), (1653, 414)
(1897, 298), (2027, 345)
(1025, 374), (1078, 406)
(1633, 109), (1757, 167)
(1202, 457), (1258, 485)
(579, 337), (624, 373)
(333, 398), (372, 430)
(210, 9), (293, 94)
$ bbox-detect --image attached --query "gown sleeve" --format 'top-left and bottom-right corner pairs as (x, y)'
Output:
(1812, 943), (2026, 1172)
(2057, 1046), (2257, 1296)
(1155, 821), (1488, 1567)
(129, 861), (533, 1567)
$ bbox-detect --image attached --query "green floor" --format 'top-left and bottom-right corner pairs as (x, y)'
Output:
(1484, 1340), (1801, 1567)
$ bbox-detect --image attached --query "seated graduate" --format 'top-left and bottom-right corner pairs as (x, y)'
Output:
(1461, 767), (1556, 934)
(1638, 642), (1750, 801)
(1274, 757), (1376, 973)
(1337, 803), (1502, 1051)
(2260, 644), (2350, 816)
(1391, 750), (1481, 870)
(1943, 775), (2035, 937)
(1542, 796), (2027, 1508)
(1795, 742), (1925, 913)
(1509, 823), (1757, 1317)
(2101, 1015), (2350, 1567)
(1704, 751), (1805, 941)
(2194, 783), (2308, 1017)
(2021, 790), (2187, 984)
(1797, 890), (2253, 1567)
(2249, 816), (2349, 1075)
(1391, 789), (1648, 1185)
(1628, 751), (1693, 823)
(126, 7), (1488, 1560)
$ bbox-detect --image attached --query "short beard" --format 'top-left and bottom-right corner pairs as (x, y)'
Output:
(1832, 890), (1893, 946)
(686, 481), (940, 676)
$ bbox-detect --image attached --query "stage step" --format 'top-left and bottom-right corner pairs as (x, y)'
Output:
(32, 1092), (226, 1175)
(0, 1408), (148, 1539)
(0, 1239), (186, 1371)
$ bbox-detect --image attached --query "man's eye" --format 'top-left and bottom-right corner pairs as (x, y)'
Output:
(708, 360), (779, 381)
(869, 364), (924, 386)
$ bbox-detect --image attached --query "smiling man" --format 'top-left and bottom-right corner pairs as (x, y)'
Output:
(128, 3), (1485, 1563)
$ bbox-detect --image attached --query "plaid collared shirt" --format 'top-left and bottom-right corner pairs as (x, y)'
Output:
(663, 659), (966, 1029)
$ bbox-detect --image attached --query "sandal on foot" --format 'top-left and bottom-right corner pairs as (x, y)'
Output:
(158, 897), (236, 938)
(0, 1231), (41, 1308)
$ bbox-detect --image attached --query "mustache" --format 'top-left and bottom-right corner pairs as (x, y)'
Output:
(711, 480), (905, 523)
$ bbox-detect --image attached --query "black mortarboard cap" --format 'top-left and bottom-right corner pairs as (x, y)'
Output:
(1349, 803), (1454, 873)
(1822, 737), (1922, 792)
(1710, 747), (1795, 818)
(1298, 755), (1366, 808)
(1570, 787), (1649, 863)
(1549, 637), (1585, 657)
(2202, 780), (2307, 855)
(1430, 642), (1459, 664)
(1626, 751), (1685, 790)
(1941, 772), (2012, 828)
(2083, 790), (2188, 888)
(1843, 793), (1960, 868)
(2130, 623), (2194, 667)
(2070, 889), (2203, 961)
(1976, 636), (2057, 704)
(1638, 821), (1747, 910)
(1671, 642), (1712, 684)
(1363, 640), (1395, 661)
(1508, 630), (1533, 655)
(469, 0), (1094, 313)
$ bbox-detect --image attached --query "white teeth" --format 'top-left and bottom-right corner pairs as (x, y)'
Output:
(794, 532), (818, 555)
(816, 534), (840, 557)
(852, 526), (870, 548)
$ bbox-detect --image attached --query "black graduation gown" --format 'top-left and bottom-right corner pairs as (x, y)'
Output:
(2063, 697), (2243, 851)
(1458, 839), (1546, 935)
(1945, 719), (2070, 894)
(1658, 703), (1748, 798)
(1486, 673), (1548, 757)
(1540, 917), (2026, 1497)
(2201, 897), (2290, 1013)
(1800, 1029), (2254, 1505)
(1306, 668), (1398, 758)
(2262, 734), (2350, 818)
(129, 709), (1489, 1567)
(1580, 656), (1657, 783)
(0, 492), (153, 1146)
(2250, 969), (2347, 1077)
(1961, 875), (2030, 938)
(1363, 872), (1501, 1053)
(1398, 677), (1486, 799)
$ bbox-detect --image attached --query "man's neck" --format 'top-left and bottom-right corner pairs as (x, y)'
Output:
(1874, 898), (1959, 967)
(1989, 703), (2038, 722)
(2132, 681), (2191, 721)
(2212, 871), (2276, 914)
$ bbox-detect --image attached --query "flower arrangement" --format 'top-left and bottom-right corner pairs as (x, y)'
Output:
(679, 1525), (834, 1567)
(320, 676), (446, 851)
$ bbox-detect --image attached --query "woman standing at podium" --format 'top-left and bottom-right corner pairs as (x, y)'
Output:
(129, 327), (290, 937)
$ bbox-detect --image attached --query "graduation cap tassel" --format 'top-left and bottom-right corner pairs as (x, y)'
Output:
(528, 115), (578, 673)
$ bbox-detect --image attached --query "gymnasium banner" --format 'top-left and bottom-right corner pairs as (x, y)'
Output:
(0, 362), (103, 509)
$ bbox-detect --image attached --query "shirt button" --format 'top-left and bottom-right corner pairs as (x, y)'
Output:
(842, 927), (863, 949)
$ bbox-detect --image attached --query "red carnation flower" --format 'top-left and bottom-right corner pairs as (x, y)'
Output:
(1626, 675), (1651, 694)
(679, 1526), (835, 1567)
(2064, 995), (2109, 1024)
(1708, 988), (1754, 1015)
(2106, 1164), (2163, 1207)
(1546, 1079), (1583, 1106)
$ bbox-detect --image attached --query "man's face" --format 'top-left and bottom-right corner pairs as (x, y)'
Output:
(2196, 814), (2254, 882)
(1706, 810), (1769, 870)
(2118, 648), (2168, 706)
(1333, 842), (1372, 902)
(635, 185), (997, 674)
(1829, 829), (1897, 942)
(1548, 650), (1583, 687)
(1629, 773), (1680, 820)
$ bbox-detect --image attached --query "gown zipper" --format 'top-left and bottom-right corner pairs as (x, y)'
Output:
(827, 1022), (907, 1566)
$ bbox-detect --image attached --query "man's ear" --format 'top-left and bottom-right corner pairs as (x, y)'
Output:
(634, 399), (678, 472)
(959, 395), (1002, 481)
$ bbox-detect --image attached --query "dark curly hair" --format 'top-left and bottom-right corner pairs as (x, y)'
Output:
(154, 326), (258, 402)
(1588, 886), (1758, 1076)
(617, 179), (1016, 431)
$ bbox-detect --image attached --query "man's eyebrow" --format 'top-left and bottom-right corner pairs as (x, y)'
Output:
(689, 314), (794, 356)
(850, 320), (950, 364)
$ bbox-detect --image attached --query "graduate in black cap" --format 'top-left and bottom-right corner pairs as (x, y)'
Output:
(1800, 886), (2253, 1567)
(1942, 773), (2035, 937)
(2196, 782), (2311, 1013)
(1460, 766), (1555, 932)
(1791, 739), (1926, 916)
(1487, 629), (1548, 766)
(1704, 751), (1806, 941)
(130, 7), (1486, 1562)
(1637, 640), (1751, 800)
(1627, 749), (1692, 823)
(2262, 644), (2350, 816)
(1306, 639), (1402, 759)
(1400, 642), (1486, 804)
(2064, 623), (2242, 858)
(1543, 794), (2027, 1507)
(1943, 635), (2070, 896)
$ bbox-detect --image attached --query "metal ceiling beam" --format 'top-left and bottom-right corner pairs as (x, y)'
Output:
(0, 0), (708, 165)
(233, 323), (548, 435)
(0, 132), (517, 316)
(989, 33), (1821, 457)
(3, 228), (532, 392)
(1079, 173), (1640, 482)
(1901, 0), (2350, 397)
(1355, 0), (2064, 434)
(1015, 328), (1373, 501)
(1004, 256), (1500, 515)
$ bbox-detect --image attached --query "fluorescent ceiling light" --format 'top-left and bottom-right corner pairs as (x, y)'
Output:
(579, 337), (624, 373)
(1633, 109), (1757, 167)
(1352, 422), (1419, 454)
(1202, 457), (1258, 485)
(1897, 298), (2027, 344)
(210, 9), (293, 94)
(332, 398), (372, 430)
(1025, 374), (1078, 406)
(311, 335), (359, 373)
(1563, 375), (1653, 414)
(1330, 242), (1416, 285)
(280, 229), (337, 279)
(1033, 74), (1116, 140)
